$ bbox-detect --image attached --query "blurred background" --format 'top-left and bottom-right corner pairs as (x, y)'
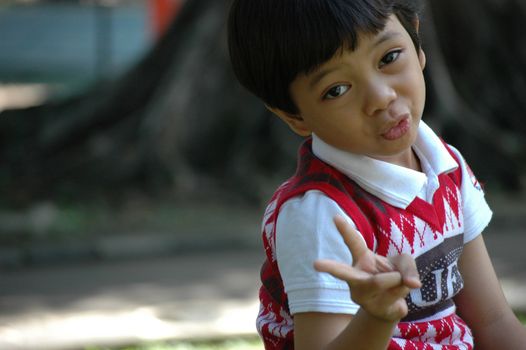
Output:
(0, 0), (525, 349)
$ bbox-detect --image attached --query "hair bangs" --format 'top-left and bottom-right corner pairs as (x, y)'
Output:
(281, 0), (391, 77)
(265, 0), (391, 112)
(228, 0), (420, 114)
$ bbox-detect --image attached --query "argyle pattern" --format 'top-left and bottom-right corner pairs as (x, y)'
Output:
(257, 138), (473, 349)
(393, 314), (472, 349)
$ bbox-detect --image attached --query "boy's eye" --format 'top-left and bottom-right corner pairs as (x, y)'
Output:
(379, 50), (402, 67)
(323, 84), (350, 100)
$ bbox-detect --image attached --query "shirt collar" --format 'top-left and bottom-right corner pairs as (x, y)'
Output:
(311, 120), (458, 209)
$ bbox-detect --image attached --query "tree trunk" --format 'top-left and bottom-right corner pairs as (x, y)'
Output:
(1, 0), (525, 206)
(0, 0), (295, 205)
(423, 0), (526, 189)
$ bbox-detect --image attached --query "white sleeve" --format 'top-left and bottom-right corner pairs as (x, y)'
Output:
(275, 190), (361, 315)
(449, 146), (493, 243)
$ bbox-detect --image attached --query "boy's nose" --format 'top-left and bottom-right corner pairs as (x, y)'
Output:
(363, 79), (397, 117)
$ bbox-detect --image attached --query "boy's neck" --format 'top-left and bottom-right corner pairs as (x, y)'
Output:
(410, 149), (423, 172)
(373, 148), (422, 172)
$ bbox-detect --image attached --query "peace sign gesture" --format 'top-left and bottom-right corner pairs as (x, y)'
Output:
(314, 216), (422, 322)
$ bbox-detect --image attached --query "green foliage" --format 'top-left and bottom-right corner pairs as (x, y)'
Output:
(516, 312), (526, 325)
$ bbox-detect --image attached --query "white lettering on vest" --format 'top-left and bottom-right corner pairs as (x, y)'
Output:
(410, 260), (462, 307)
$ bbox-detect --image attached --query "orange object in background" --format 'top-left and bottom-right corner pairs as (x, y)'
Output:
(148, 0), (184, 39)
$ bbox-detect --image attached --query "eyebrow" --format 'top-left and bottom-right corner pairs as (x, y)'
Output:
(309, 66), (341, 89)
(372, 31), (403, 48)
(308, 31), (403, 89)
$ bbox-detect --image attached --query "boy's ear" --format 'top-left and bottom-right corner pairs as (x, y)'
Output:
(418, 49), (426, 70)
(414, 18), (420, 33)
(413, 18), (426, 70)
(265, 105), (312, 137)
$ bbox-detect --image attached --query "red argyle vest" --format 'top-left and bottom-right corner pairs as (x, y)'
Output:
(257, 139), (474, 350)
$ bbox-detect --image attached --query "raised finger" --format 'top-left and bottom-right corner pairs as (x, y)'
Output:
(315, 259), (404, 291)
(314, 259), (371, 284)
(333, 216), (369, 261)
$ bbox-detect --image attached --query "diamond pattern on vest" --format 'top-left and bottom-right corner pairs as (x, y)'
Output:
(257, 139), (471, 349)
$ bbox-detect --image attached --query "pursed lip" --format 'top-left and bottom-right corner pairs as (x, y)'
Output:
(380, 113), (411, 140)
(380, 113), (411, 135)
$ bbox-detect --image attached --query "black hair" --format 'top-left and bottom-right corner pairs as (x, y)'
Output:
(228, 0), (423, 114)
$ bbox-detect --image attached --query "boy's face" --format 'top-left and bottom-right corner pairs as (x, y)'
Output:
(273, 15), (426, 167)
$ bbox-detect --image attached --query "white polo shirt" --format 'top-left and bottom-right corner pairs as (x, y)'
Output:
(275, 121), (492, 315)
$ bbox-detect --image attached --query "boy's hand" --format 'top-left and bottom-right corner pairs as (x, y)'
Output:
(314, 216), (421, 322)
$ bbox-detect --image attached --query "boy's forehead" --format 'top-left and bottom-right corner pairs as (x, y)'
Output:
(310, 17), (404, 67)
(298, 16), (409, 85)
(352, 15), (406, 50)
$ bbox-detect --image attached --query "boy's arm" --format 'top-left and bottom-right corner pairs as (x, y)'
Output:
(294, 216), (421, 350)
(294, 310), (396, 350)
(455, 235), (526, 349)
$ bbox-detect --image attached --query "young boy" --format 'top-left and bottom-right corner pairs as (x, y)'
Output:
(227, 0), (526, 349)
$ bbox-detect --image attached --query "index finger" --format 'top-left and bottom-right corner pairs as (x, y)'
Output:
(333, 215), (369, 261)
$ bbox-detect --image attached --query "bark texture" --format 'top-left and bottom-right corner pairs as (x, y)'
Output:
(1, 0), (524, 206)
